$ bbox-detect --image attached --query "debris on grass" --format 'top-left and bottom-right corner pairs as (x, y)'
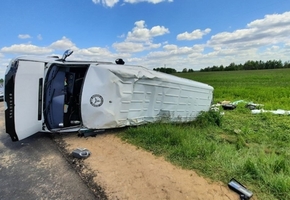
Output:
(222, 104), (236, 110)
(251, 109), (290, 115)
(212, 100), (264, 111)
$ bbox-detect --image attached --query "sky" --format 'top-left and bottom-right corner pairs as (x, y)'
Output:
(1, 0), (290, 78)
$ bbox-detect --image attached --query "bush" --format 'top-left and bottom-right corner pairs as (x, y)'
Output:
(193, 110), (223, 127)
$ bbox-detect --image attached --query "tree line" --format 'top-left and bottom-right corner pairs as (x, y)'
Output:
(200, 60), (290, 72)
(153, 60), (290, 74)
(153, 67), (194, 74)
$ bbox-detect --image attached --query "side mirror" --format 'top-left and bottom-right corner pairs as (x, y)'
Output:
(61, 49), (73, 61)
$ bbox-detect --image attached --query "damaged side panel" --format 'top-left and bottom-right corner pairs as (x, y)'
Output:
(81, 64), (213, 129)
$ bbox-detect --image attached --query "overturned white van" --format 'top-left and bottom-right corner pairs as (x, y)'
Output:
(5, 50), (213, 141)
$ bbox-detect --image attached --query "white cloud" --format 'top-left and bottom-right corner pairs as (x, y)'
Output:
(71, 47), (131, 62)
(177, 28), (211, 41)
(0, 44), (53, 55)
(113, 42), (144, 53)
(76, 47), (112, 57)
(147, 44), (203, 59)
(18, 34), (31, 39)
(113, 20), (168, 53)
(247, 11), (290, 29)
(126, 20), (169, 42)
(113, 41), (161, 53)
(49, 36), (77, 50)
(208, 11), (290, 49)
(92, 0), (119, 7)
(92, 0), (172, 7)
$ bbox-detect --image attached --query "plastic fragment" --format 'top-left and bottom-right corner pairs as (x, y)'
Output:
(71, 148), (91, 159)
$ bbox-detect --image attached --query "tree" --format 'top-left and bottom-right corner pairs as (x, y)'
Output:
(182, 68), (188, 73)
(153, 67), (177, 74)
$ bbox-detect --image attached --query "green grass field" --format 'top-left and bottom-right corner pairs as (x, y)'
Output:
(120, 68), (290, 200)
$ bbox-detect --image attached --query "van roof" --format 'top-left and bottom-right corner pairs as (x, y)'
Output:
(14, 56), (115, 65)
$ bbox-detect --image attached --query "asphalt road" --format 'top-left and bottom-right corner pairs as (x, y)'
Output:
(0, 104), (103, 200)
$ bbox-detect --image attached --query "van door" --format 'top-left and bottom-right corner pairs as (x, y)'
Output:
(5, 60), (45, 141)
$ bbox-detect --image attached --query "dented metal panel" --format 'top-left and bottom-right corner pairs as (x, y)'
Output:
(81, 64), (213, 129)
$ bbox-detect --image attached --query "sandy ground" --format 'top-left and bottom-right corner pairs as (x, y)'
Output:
(60, 132), (240, 200)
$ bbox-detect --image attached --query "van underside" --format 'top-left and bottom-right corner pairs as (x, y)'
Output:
(43, 64), (89, 130)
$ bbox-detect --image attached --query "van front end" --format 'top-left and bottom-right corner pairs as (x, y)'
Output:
(4, 59), (46, 141)
(4, 59), (19, 141)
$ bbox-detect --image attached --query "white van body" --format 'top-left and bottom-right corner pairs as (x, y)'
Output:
(5, 52), (213, 141)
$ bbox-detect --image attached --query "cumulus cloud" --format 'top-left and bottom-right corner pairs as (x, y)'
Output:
(208, 11), (290, 49)
(49, 36), (77, 50)
(0, 44), (53, 55)
(92, 0), (172, 7)
(113, 20), (168, 53)
(92, 0), (119, 7)
(113, 41), (161, 53)
(142, 11), (290, 71)
(126, 20), (169, 42)
(113, 42), (144, 53)
(76, 47), (112, 57)
(18, 34), (31, 39)
(147, 44), (203, 59)
(72, 47), (131, 62)
(177, 28), (211, 41)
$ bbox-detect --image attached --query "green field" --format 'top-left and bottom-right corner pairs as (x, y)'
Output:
(180, 69), (290, 110)
(120, 68), (290, 200)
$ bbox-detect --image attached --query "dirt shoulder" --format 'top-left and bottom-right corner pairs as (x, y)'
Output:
(58, 132), (239, 200)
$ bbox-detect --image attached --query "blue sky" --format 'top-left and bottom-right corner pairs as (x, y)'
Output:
(0, 0), (290, 78)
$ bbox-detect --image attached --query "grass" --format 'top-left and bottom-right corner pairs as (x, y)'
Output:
(119, 68), (290, 200)
(179, 69), (290, 109)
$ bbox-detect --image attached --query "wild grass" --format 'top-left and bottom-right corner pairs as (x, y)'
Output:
(179, 69), (290, 109)
(119, 68), (290, 200)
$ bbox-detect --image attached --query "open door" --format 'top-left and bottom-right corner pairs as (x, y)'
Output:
(5, 60), (45, 141)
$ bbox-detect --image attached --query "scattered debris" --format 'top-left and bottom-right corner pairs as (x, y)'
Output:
(220, 100), (231, 105)
(212, 100), (264, 111)
(251, 109), (290, 115)
(210, 106), (220, 112)
(211, 101), (236, 111)
(234, 129), (242, 134)
(212, 100), (290, 116)
(71, 148), (91, 159)
(232, 100), (247, 105)
(78, 129), (105, 138)
(222, 104), (236, 110)
(228, 178), (253, 200)
(212, 100), (237, 110)
(245, 103), (264, 110)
